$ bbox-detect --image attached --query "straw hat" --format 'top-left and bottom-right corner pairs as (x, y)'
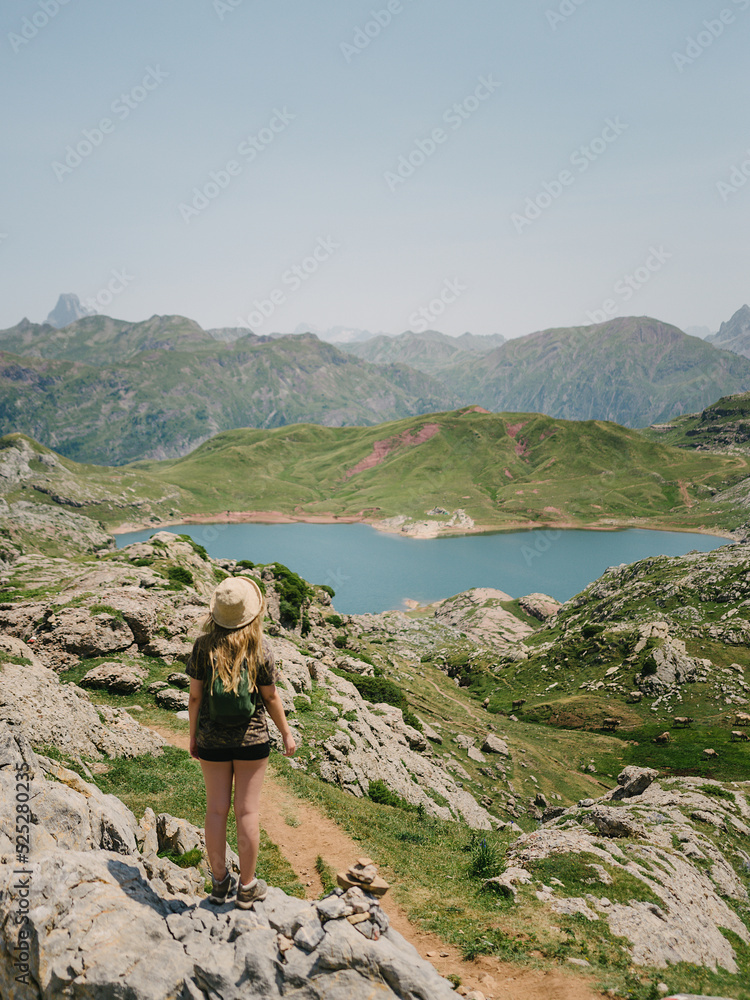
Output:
(209, 576), (263, 629)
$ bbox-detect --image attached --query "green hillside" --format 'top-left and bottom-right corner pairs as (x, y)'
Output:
(642, 391), (750, 453)
(0, 332), (457, 464)
(135, 407), (750, 533)
(440, 316), (750, 428)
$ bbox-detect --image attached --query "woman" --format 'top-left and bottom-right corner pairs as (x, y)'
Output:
(187, 575), (296, 907)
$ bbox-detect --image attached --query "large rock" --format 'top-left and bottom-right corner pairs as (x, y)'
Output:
(0, 639), (165, 759)
(155, 688), (190, 711)
(518, 593), (561, 621)
(0, 856), (459, 999)
(481, 733), (509, 756)
(80, 660), (148, 694)
(0, 724), (138, 859)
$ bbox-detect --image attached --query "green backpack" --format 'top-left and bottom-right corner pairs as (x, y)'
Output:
(207, 658), (257, 726)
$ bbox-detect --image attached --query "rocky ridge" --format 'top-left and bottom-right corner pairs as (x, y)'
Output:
(0, 726), (458, 1000)
(494, 765), (750, 974)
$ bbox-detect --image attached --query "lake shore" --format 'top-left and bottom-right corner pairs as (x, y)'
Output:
(110, 508), (739, 540)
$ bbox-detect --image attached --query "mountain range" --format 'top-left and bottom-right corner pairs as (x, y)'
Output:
(4, 304), (750, 465)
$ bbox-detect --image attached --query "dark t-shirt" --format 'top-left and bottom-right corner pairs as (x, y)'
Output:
(186, 637), (278, 748)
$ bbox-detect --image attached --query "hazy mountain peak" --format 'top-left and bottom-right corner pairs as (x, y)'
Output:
(706, 304), (750, 359)
(46, 294), (95, 329)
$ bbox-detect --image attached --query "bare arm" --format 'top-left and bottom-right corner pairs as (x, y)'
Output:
(188, 678), (203, 759)
(258, 684), (296, 756)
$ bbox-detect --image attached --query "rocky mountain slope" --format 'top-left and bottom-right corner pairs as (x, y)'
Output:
(437, 316), (750, 428)
(642, 391), (750, 455)
(707, 304), (750, 359)
(45, 292), (94, 328)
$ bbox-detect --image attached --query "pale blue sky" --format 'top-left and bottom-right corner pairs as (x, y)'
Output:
(1, 0), (748, 339)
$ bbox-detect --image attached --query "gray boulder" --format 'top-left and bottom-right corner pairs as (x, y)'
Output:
(80, 660), (148, 694)
(481, 733), (509, 756)
(590, 805), (647, 839)
(155, 688), (190, 711)
(609, 765), (659, 801)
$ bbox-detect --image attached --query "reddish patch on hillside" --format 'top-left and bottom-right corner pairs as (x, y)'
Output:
(544, 506), (563, 515)
(539, 429), (557, 441)
(514, 439), (530, 458)
(344, 423), (440, 478)
(461, 405), (491, 415)
(504, 468), (514, 480)
(506, 421), (527, 439)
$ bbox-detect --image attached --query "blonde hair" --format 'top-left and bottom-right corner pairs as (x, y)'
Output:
(194, 598), (266, 694)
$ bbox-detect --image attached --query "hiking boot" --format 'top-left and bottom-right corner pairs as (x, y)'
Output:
(235, 877), (268, 909)
(208, 871), (235, 905)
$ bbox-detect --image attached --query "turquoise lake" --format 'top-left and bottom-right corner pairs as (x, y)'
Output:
(114, 523), (728, 615)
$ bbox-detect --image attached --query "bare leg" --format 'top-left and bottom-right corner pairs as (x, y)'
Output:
(233, 757), (268, 885)
(200, 759), (234, 880)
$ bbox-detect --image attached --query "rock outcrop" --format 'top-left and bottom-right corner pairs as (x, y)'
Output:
(0, 637), (164, 759)
(498, 766), (750, 973)
(431, 588), (534, 645)
(0, 728), (458, 1000)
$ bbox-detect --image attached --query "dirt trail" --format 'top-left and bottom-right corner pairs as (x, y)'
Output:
(150, 725), (604, 1000)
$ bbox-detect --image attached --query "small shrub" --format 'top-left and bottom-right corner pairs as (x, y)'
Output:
(698, 783), (735, 801)
(90, 603), (125, 621)
(467, 835), (503, 880)
(318, 584), (335, 598)
(132, 557), (153, 567)
(333, 635), (348, 649)
(158, 847), (203, 869)
(167, 566), (194, 587)
(236, 559), (255, 570)
(402, 708), (423, 732)
(273, 563), (311, 630)
(581, 623), (604, 640)
(325, 614), (344, 628)
(178, 534), (208, 561)
(367, 780), (412, 810)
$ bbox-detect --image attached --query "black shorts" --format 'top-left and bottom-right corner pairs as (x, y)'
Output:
(196, 741), (271, 762)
